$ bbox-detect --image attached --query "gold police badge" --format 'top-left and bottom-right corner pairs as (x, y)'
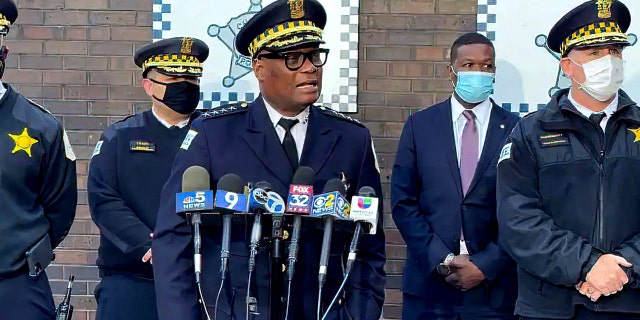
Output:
(9, 127), (38, 157)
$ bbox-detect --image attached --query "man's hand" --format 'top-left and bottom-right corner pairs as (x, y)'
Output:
(577, 281), (605, 302)
(444, 255), (485, 291)
(585, 254), (632, 295)
(142, 248), (152, 264)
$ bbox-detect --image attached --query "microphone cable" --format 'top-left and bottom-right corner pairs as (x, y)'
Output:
(213, 278), (224, 320)
(284, 277), (293, 320)
(193, 213), (213, 320)
(245, 269), (253, 320)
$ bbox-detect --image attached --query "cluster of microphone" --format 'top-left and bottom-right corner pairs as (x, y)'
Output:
(175, 165), (379, 320)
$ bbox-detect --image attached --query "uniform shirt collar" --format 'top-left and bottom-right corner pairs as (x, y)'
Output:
(450, 95), (492, 125)
(263, 97), (310, 127)
(568, 89), (618, 119)
(0, 81), (7, 101)
(152, 106), (189, 129)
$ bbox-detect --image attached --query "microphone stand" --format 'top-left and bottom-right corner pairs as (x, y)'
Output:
(270, 214), (284, 320)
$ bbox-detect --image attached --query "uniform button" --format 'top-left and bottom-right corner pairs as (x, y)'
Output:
(283, 230), (289, 240)
(282, 264), (287, 272)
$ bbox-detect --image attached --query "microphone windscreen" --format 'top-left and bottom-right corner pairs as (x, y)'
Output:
(357, 186), (376, 197)
(292, 166), (315, 185)
(182, 166), (210, 192)
(255, 181), (272, 190)
(217, 173), (244, 193)
(323, 178), (345, 194)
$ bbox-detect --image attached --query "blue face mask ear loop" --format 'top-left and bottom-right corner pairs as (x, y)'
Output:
(449, 65), (458, 89)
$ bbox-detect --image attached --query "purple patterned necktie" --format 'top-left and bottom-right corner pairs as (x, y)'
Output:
(460, 110), (478, 195)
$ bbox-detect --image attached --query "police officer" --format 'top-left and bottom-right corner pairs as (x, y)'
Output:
(152, 0), (385, 319)
(0, 0), (77, 318)
(88, 37), (209, 320)
(497, 1), (640, 319)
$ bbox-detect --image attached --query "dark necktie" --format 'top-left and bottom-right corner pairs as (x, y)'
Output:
(589, 112), (606, 134)
(460, 110), (478, 195)
(278, 118), (299, 171)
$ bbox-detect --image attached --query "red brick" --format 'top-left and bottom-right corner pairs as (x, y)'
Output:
(64, 56), (109, 71)
(110, 26), (150, 41)
(64, 116), (110, 131)
(359, 31), (388, 45)
(44, 41), (88, 55)
(53, 250), (97, 265)
(387, 93), (435, 108)
(65, 27), (88, 40)
(90, 101), (132, 116)
(437, 0), (477, 14)
(6, 40), (43, 54)
(18, 0), (64, 9)
(88, 26), (110, 40)
(367, 78), (411, 92)
(20, 26), (64, 40)
(389, 0), (436, 14)
(44, 11), (90, 26)
(364, 106), (408, 122)
(389, 31), (434, 46)
(413, 46), (448, 61)
(389, 61), (434, 78)
(14, 9), (44, 25)
(359, 61), (387, 78)
(109, 0), (152, 11)
(89, 71), (133, 85)
(42, 100), (88, 115)
(366, 46), (411, 61)
(44, 71), (87, 85)
(20, 55), (63, 70)
(65, 86), (109, 100)
(89, 41), (132, 56)
(109, 86), (147, 100)
(413, 79), (452, 92)
(64, 0), (108, 9)
(109, 56), (137, 71)
(15, 85), (62, 99)
(136, 12), (152, 27)
(435, 31), (469, 46)
(359, 0), (389, 13)
(89, 11), (137, 26)
(4, 69), (43, 84)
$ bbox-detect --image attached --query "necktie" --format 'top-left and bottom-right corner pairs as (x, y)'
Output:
(589, 112), (606, 134)
(278, 118), (299, 171)
(460, 110), (478, 195)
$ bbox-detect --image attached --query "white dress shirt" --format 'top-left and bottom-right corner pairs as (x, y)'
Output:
(451, 95), (493, 164)
(152, 106), (189, 129)
(568, 90), (618, 132)
(263, 97), (309, 161)
(0, 81), (7, 100)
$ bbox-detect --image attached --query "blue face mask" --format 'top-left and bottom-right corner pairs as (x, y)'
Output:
(451, 69), (495, 104)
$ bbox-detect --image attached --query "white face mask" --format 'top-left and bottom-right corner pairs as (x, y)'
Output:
(571, 55), (625, 102)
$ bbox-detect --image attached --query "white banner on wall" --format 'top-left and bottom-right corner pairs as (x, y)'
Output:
(152, 0), (360, 112)
(477, 0), (639, 115)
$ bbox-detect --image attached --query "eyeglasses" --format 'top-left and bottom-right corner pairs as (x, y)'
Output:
(257, 48), (330, 71)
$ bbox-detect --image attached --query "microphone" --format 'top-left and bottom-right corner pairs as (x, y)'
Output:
(177, 165), (213, 283)
(286, 166), (315, 281)
(248, 182), (271, 273)
(346, 186), (379, 274)
(213, 173), (247, 280)
(313, 178), (349, 290)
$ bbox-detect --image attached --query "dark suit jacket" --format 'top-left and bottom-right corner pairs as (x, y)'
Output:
(153, 97), (385, 320)
(391, 98), (519, 311)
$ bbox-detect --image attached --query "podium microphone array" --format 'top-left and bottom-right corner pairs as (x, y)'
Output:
(174, 165), (379, 320)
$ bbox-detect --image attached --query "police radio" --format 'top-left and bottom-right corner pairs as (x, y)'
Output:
(55, 275), (74, 320)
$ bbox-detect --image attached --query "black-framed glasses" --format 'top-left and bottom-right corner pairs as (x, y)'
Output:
(257, 48), (330, 71)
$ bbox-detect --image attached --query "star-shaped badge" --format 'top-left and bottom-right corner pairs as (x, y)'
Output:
(8, 127), (38, 157)
(629, 127), (640, 143)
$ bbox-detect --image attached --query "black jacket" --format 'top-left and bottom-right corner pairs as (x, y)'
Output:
(0, 84), (77, 276)
(498, 89), (640, 318)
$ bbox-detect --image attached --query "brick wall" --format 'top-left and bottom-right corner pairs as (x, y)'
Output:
(358, 0), (477, 318)
(6, 0), (475, 319)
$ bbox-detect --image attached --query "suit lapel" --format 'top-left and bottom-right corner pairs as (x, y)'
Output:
(240, 96), (293, 186)
(465, 103), (509, 197)
(440, 99), (464, 198)
(299, 106), (340, 174)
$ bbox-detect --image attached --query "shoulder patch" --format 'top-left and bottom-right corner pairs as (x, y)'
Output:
(63, 129), (76, 161)
(202, 102), (249, 120)
(26, 98), (53, 115)
(92, 140), (103, 158)
(498, 142), (512, 165)
(181, 130), (198, 150)
(318, 106), (364, 127)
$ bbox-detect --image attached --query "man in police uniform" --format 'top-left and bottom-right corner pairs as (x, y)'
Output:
(152, 0), (385, 319)
(88, 37), (208, 320)
(498, 0), (640, 319)
(0, 0), (77, 318)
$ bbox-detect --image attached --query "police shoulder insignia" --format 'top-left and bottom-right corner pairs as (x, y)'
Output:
(181, 129), (198, 150)
(498, 142), (512, 165)
(63, 129), (76, 161)
(8, 127), (38, 157)
(92, 140), (103, 158)
(318, 106), (364, 127)
(628, 127), (640, 143)
(202, 102), (249, 120)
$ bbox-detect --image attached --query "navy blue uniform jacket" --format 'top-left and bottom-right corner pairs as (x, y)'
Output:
(153, 97), (385, 320)
(391, 98), (518, 310)
(498, 89), (640, 317)
(0, 84), (77, 276)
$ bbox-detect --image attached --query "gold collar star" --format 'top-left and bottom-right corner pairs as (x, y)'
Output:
(9, 127), (38, 157)
(629, 127), (640, 143)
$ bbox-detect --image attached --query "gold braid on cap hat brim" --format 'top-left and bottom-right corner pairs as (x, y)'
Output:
(142, 54), (203, 75)
(249, 20), (323, 57)
(561, 21), (629, 55)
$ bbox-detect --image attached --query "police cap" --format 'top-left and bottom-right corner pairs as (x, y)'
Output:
(235, 0), (327, 58)
(548, 0), (631, 56)
(134, 37), (210, 78)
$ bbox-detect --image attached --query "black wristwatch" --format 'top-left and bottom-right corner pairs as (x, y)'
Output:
(437, 253), (455, 276)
